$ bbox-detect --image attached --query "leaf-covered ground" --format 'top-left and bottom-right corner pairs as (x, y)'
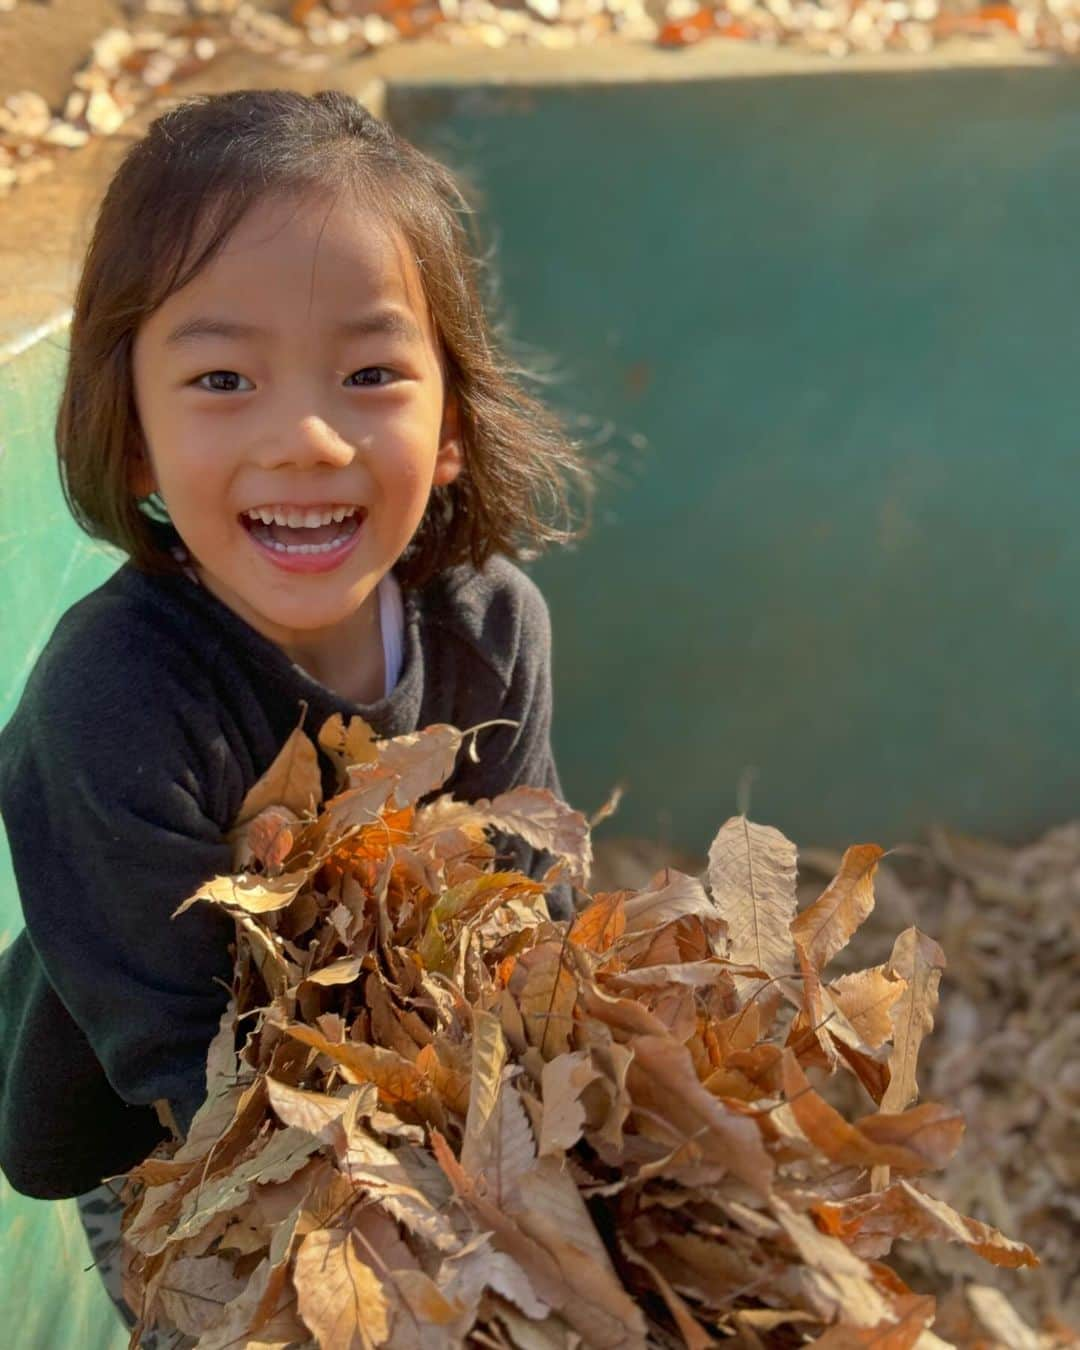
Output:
(115, 715), (1069, 1349)
(592, 826), (1080, 1347)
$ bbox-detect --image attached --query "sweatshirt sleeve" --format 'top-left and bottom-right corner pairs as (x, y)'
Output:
(0, 619), (240, 1136)
(442, 563), (575, 918)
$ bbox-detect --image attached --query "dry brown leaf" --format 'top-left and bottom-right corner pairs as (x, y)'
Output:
(484, 785), (592, 887)
(511, 942), (578, 1059)
(460, 1009), (508, 1177)
(512, 1159), (649, 1349)
(155, 1254), (247, 1336)
(853, 1103), (964, 1172)
(628, 1035), (774, 1195)
(432, 1130), (569, 1312)
(770, 1197), (893, 1328)
(236, 724), (322, 828)
(620, 867), (716, 935)
(966, 1284), (1041, 1350)
(173, 869), (308, 918)
(294, 1226), (390, 1348)
(122, 719), (1047, 1350)
(169, 1127), (319, 1244)
(319, 712), (378, 775)
(186, 1254), (281, 1350)
(809, 1294), (936, 1347)
(303, 956), (364, 987)
(815, 1181), (1039, 1269)
(364, 723), (463, 806)
(441, 1242), (550, 1322)
(539, 1050), (600, 1157)
(232, 804), (300, 872)
(569, 892), (627, 952)
(278, 1021), (427, 1106)
(827, 966), (906, 1050)
(620, 1241), (714, 1350)
(791, 843), (884, 972)
(781, 1053), (958, 1174)
(708, 815), (797, 977)
(880, 929), (946, 1115)
(265, 1078), (358, 1155)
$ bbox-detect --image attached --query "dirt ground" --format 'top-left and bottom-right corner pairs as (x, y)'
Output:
(2, 0), (128, 107)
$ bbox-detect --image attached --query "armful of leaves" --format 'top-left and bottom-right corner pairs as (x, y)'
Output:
(116, 716), (1038, 1350)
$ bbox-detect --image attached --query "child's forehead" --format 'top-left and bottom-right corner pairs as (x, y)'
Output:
(171, 189), (432, 332)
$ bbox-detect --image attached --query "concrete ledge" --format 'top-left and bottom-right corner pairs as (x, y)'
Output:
(0, 33), (1057, 358)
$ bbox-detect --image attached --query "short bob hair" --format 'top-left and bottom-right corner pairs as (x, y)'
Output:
(56, 89), (591, 588)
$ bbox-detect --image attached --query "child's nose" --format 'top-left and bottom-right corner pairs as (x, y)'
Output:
(261, 414), (355, 471)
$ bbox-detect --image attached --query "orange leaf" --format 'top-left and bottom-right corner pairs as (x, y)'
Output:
(510, 942), (578, 1059)
(814, 1181), (1038, 1269)
(416, 1043), (471, 1116)
(811, 1294), (936, 1348)
(791, 843), (883, 973)
(278, 1021), (426, 1105)
(570, 892), (627, 952)
(781, 1052), (941, 1173)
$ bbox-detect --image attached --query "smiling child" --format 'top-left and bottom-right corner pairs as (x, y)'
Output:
(0, 89), (591, 1340)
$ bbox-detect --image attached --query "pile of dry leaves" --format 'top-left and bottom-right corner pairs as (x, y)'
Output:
(115, 714), (1051, 1348)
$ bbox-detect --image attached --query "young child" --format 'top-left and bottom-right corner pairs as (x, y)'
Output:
(0, 89), (589, 1336)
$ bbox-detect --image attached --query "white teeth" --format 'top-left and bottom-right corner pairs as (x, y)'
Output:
(245, 505), (356, 528)
(262, 538), (343, 555)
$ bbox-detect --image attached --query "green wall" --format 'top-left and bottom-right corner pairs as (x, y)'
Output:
(391, 66), (1080, 855)
(0, 336), (126, 1344)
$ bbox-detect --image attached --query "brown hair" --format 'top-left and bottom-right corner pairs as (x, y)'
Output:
(56, 89), (591, 587)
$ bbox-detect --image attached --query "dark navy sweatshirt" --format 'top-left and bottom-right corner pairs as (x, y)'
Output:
(0, 551), (566, 1199)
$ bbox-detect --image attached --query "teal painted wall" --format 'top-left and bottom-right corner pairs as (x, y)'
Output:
(0, 334), (127, 1350)
(390, 67), (1080, 855)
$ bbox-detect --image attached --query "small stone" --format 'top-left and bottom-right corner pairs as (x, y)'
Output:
(143, 52), (178, 87)
(74, 68), (112, 94)
(86, 90), (126, 136)
(43, 120), (91, 148)
(1, 91), (52, 140)
(92, 27), (136, 72)
(361, 14), (397, 45)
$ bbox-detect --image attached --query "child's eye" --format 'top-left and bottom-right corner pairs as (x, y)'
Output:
(344, 368), (395, 388)
(195, 370), (253, 393)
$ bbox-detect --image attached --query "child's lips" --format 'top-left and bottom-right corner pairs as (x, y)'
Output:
(241, 509), (366, 575)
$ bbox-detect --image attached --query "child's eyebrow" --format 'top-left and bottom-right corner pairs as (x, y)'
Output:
(164, 310), (424, 347)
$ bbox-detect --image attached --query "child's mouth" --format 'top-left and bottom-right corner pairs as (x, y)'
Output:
(240, 504), (365, 572)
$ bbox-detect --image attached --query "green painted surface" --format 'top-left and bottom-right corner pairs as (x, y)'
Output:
(0, 335), (127, 1350)
(390, 67), (1080, 855)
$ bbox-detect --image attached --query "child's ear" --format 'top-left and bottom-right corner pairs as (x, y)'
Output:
(433, 397), (463, 488)
(129, 442), (156, 499)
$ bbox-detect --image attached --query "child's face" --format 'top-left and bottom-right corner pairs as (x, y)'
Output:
(131, 190), (461, 652)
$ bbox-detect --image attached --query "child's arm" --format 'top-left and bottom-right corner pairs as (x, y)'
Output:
(0, 632), (243, 1174)
(438, 559), (573, 915)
